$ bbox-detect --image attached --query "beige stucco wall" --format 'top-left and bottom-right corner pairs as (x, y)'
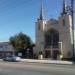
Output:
(35, 14), (74, 58)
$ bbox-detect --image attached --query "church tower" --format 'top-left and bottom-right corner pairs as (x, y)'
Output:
(58, 0), (73, 58)
(35, 4), (46, 55)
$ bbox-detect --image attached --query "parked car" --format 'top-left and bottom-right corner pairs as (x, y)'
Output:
(3, 56), (21, 62)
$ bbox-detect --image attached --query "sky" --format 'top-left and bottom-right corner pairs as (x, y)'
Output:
(0, 0), (75, 43)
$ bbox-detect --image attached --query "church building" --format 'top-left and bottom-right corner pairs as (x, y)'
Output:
(35, 0), (74, 59)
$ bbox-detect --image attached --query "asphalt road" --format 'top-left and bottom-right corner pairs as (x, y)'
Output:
(0, 61), (75, 75)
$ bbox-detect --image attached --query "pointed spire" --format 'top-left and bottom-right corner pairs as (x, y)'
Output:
(63, 0), (67, 15)
(39, 1), (44, 20)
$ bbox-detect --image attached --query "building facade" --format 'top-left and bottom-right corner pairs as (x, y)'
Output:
(0, 42), (14, 58)
(35, 0), (74, 59)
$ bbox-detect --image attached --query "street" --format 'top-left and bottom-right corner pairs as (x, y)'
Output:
(0, 61), (75, 75)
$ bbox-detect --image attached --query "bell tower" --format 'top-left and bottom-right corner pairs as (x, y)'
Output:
(58, 0), (73, 58)
(35, 3), (46, 55)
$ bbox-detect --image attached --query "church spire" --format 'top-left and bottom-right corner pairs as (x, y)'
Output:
(63, 0), (67, 15)
(39, 2), (44, 20)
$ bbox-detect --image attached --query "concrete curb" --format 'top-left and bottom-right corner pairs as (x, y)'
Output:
(20, 59), (73, 65)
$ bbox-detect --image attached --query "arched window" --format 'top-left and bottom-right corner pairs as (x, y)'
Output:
(45, 29), (59, 48)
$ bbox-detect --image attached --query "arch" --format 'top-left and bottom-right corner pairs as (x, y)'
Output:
(45, 28), (59, 48)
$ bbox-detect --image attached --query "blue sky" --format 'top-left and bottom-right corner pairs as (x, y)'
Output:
(0, 0), (75, 43)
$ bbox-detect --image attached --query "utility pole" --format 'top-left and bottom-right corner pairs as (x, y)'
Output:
(71, 0), (75, 63)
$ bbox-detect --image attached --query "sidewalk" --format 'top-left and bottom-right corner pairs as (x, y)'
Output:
(0, 58), (73, 65)
(20, 59), (73, 65)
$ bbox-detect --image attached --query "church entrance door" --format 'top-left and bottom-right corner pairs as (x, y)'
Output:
(45, 29), (59, 59)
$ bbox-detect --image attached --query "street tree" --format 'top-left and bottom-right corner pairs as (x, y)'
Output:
(9, 32), (34, 58)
